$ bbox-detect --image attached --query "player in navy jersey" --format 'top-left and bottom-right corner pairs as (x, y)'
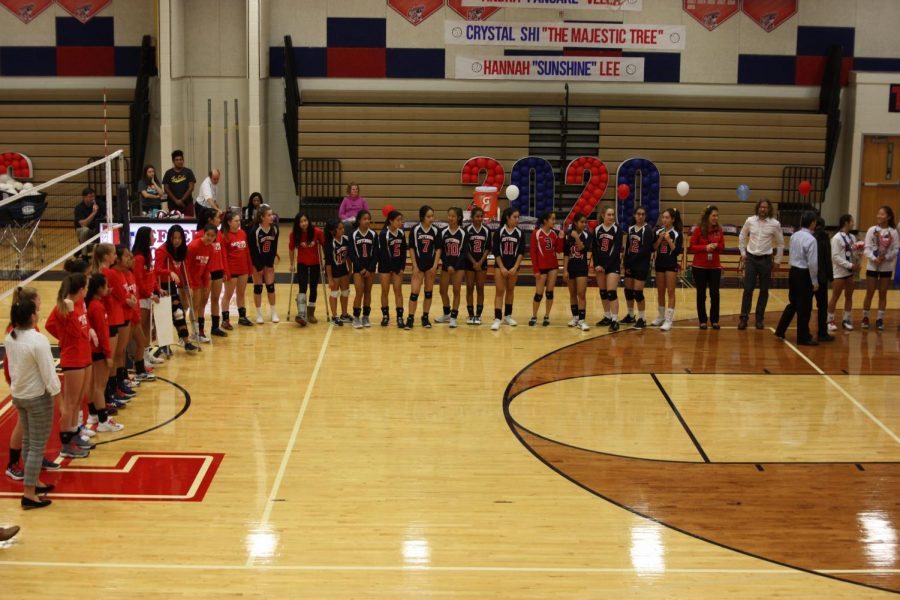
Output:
(593, 207), (624, 331)
(378, 210), (407, 327)
(324, 219), (353, 326)
(622, 206), (655, 329)
(249, 204), (280, 323)
(435, 207), (467, 328)
(464, 207), (491, 325)
(564, 213), (591, 331)
(406, 205), (442, 330)
(491, 207), (525, 331)
(652, 208), (684, 332)
(350, 210), (378, 329)
(529, 212), (561, 327)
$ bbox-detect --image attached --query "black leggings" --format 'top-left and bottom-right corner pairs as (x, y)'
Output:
(163, 282), (190, 340)
(294, 264), (321, 304)
(693, 267), (721, 324)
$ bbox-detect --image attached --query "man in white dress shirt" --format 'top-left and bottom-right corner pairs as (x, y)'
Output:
(738, 199), (785, 330)
(774, 211), (819, 346)
(196, 169), (221, 212)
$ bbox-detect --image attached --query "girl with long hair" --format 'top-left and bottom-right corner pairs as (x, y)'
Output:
(95, 243), (129, 405)
(827, 214), (861, 331)
(491, 207), (525, 331)
(350, 209), (377, 329)
(861, 205), (899, 330)
(137, 164), (165, 214)
(622, 206), (655, 329)
(154, 225), (200, 353)
(324, 219), (352, 326)
(242, 192), (264, 229)
(288, 212), (325, 326)
(186, 225), (218, 342)
(464, 207), (491, 325)
(131, 227), (165, 366)
(249, 204), (280, 323)
(205, 211), (228, 337)
(85, 274), (124, 433)
(122, 248), (155, 382)
(652, 208), (684, 332)
(377, 210), (407, 327)
(436, 207), (467, 328)
(221, 209), (254, 327)
(407, 205), (441, 330)
(690, 205), (725, 330)
(592, 206), (623, 332)
(529, 211), (561, 327)
(564, 214), (591, 331)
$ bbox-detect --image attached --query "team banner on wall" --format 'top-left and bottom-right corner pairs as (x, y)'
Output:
(461, 0), (642, 10)
(455, 55), (645, 81)
(445, 0), (499, 20)
(683, 0), (739, 31)
(57, 0), (112, 24)
(742, 0), (796, 32)
(388, 0), (443, 25)
(445, 21), (685, 50)
(0, 0), (53, 23)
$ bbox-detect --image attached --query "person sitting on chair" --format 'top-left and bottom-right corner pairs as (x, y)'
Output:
(73, 188), (100, 244)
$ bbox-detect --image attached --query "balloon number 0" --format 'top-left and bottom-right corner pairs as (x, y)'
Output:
(563, 156), (609, 226)
(615, 157), (661, 227)
(510, 156), (555, 217)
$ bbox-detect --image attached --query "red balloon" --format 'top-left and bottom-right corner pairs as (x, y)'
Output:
(617, 183), (630, 200)
(382, 204), (395, 218)
(798, 180), (812, 197)
(476, 158), (487, 168)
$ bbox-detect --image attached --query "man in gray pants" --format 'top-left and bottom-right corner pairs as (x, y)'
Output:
(738, 199), (784, 330)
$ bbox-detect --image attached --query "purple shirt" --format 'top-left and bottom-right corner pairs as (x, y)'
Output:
(339, 196), (369, 221)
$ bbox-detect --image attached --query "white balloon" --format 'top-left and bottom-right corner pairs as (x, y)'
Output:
(506, 184), (520, 202)
(676, 181), (690, 197)
(22, 182), (33, 190)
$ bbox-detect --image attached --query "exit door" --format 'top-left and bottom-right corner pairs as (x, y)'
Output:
(860, 136), (900, 230)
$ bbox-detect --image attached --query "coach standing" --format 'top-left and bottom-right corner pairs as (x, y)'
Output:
(738, 199), (784, 330)
(774, 211), (819, 346)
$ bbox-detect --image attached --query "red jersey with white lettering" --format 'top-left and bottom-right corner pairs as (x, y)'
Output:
(101, 267), (127, 326)
(123, 269), (141, 323)
(289, 227), (325, 266)
(46, 300), (91, 368)
(132, 253), (159, 299)
(530, 228), (562, 273)
(186, 236), (213, 288)
(87, 297), (111, 359)
(209, 231), (226, 274)
(222, 228), (254, 276)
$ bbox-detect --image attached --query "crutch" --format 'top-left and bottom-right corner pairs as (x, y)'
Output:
(179, 263), (203, 349)
(287, 263), (296, 321)
(319, 244), (332, 321)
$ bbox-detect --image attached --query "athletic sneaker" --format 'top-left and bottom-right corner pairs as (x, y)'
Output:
(609, 321), (620, 332)
(352, 318), (363, 329)
(861, 316), (870, 329)
(97, 419), (125, 433)
(381, 315), (389, 327)
(340, 315), (352, 323)
(827, 320), (838, 332)
(634, 318), (646, 330)
(256, 310), (264, 324)
(211, 328), (227, 337)
(504, 316), (518, 327)
(650, 316), (665, 327)
(596, 317), (612, 327)
(271, 311), (280, 323)
(197, 333), (211, 343)
(660, 319), (673, 332)
(105, 403), (120, 415)
(578, 320), (590, 332)
(362, 316), (371, 328)
(332, 317), (344, 327)
(222, 320), (234, 331)
(474, 316), (482, 325)
(449, 318), (458, 328)
(491, 318), (502, 331)
(60, 444), (90, 459)
(542, 317), (550, 327)
(842, 319), (854, 331)
(183, 341), (201, 353)
(397, 317), (405, 330)
(422, 316), (432, 329)
(466, 316), (475, 325)
(876, 319), (885, 331)
(87, 414), (99, 426)
(435, 314), (451, 324)
(134, 372), (156, 382)
(621, 315), (636, 324)
(5, 466), (23, 481)
(41, 458), (60, 471)
(78, 425), (96, 438)
(144, 350), (164, 365)
(567, 317), (579, 327)
(528, 317), (538, 327)
(238, 316), (253, 327)
(72, 435), (95, 450)
(405, 316), (414, 330)
(117, 386), (136, 399)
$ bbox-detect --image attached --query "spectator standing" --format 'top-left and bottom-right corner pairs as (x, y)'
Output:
(162, 150), (196, 217)
(774, 211), (819, 346)
(195, 169), (222, 225)
(738, 199), (784, 330)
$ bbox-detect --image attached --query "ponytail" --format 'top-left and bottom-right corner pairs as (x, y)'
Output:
(664, 207), (683, 233)
(8, 287), (38, 338)
(86, 273), (107, 304)
(92, 242), (115, 273)
(56, 273), (87, 316)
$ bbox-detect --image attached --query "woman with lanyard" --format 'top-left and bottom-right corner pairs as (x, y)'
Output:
(827, 214), (862, 331)
(689, 206), (725, 330)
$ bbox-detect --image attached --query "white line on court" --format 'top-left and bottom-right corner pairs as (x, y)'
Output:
(775, 330), (900, 445)
(245, 325), (333, 567)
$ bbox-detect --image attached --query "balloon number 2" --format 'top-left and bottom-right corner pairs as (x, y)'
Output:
(461, 156), (505, 188)
(616, 157), (660, 227)
(510, 156), (555, 217)
(0, 152), (33, 180)
(564, 156), (609, 226)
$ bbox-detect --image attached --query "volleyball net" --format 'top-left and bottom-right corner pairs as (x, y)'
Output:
(0, 149), (126, 302)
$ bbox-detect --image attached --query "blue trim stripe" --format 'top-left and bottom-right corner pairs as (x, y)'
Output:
(796, 26), (854, 57)
(0, 47), (57, 76)
(738, 54), (795, 85)
(56, 16), (114, 47)
(854, 57), (900, 72)
(386, 48), (444, 79)
(115, 46), (142, 76)
(326, 18), (386, 49)
(269, 47), (328, 78)
(623, 52), (680, 83)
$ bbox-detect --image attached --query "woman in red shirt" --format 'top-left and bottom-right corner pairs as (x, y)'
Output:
(529, 212), (562, 327)
(206, 211), (229, 337)
(131, 227), (165, 367)
(288, 212), (325, 325)
(85, 273), (124, 433)
(690, 205), (726, 330)
(221, 209), (254, 327)
(186, 225), (217, 342)
(155, 225), (199, 353)
(93, 243), (129, 405)
(123, 258), (154, 382)
(45, 273), (95, 459)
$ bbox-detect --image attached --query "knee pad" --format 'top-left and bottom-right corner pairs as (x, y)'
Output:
(624, 288), (635, 301)
(533, 293), (543, 303)
(410, 293), (419, 302)
(265, 283), (276, 294)
(545, 291), (554, 300)
(253, 284), (264, 295)
(599, 290), (610, 301)
(635, 291), (645, 302)
(330, 290), (340, 299)
(341, 289), (350, 297)
(173, 308), (184, 320)
(608, 291), (618, 303)
(424, 291), (433, 300)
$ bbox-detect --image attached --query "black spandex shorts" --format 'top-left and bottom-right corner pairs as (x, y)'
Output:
(254, 257), (276, 271)
(92, 352), (107, 362)
(656, 266), (679, 274)
(61, 363), (91, 372)
(210, 270), (224, 281)
(867, 270), (892, 279)
(626, 268), (649, 281)
(567, 265), (588, 279)
(538, 267), (557, 275)
(108, 324), (120, 337)
(415, 258), (436, 272)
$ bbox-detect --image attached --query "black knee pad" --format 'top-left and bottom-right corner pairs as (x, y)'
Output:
(409, 293), (419, 302)
(599, 290), (610, 301)
(608, 291), (618, 302)
(533, 293), (543, 303)
(265, 283), (275, 294)
(635, 291), (645, 302)
(545, 291), (554, 300)
(253, 284), (264, 295)
(424, 291), (433, 300)
(624, 288), (635, 301)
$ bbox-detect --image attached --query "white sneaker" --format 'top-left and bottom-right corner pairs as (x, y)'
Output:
(660, 319), (673, 332)
(578, 320), (590, 331)
(435, 314), (451, 324)
(474, 316), (482, 325)
(97, 419), (124, 433)
(842, 320), (854, 331)
(271, 310), (280, 323)
(466, 316), (475, 325)
(827, 321), (838, 332)
(352, 318), (363, 329)
(198, 334), (211, 343)
(650, 316), (665, 327)
(86, 415), (99, 426)
(79, 426), (96, 438)
(256, 309), (264, 324)
(504, 316), (518, 327)
(145, 350), (164, 365)
(491, 319), (502, 331)
(449, 318), (458, 328)
(568, 317), (579, 327)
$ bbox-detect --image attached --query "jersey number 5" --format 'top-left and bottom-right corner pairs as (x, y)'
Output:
(600, 238), (610, 253)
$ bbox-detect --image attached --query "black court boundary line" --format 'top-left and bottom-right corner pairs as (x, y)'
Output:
(501, 328), (900, 595)
(92, 377), (191, 446)
(651, 373), (710, 463)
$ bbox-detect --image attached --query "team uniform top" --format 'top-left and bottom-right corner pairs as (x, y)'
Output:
(208, 231), (226, 275)
(288, 227), (325, 266)
(186, 236), (214, 288)
(863, 224), (899, 273)
(123, 269), (141, 323)
(624, 224), (655, 277)
(45, 300), (91, 368)
(154, 245), (186, 286)
(101, 267), (127, 326)
(87, 297), (112, 359)
(493, 225), (525, 270)
(410, 224), (440, 271)
(378, 227), (407, 273)
(530, 228), (561, 273)
(464, 224), (491, 270)
(222, 229), (254, 276)
(592, 224), (623, 273)
(830, 231), (859, 280)
(441, 226), (467, 270)
(325, 235), (352, 279)
(564, 229), (591, 277)
(250, 224), (279, 270)
(654, 227), (683, 272)
(132, 253), (159, 300)
(351, 228), (379, 273)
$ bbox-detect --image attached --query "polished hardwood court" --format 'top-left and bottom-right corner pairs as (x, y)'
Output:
(0, 281), (897, 598)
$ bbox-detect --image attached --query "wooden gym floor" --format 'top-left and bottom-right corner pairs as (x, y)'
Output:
(0, 273), (897, 597)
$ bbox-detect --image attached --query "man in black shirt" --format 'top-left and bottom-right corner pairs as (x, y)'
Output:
(74, 187), (100, 243)
(162, 149), (196, 217)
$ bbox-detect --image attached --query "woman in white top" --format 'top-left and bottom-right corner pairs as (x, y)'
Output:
(827, 214), (862, 331)
(5, 290), (60, 510)
(861, 206), (899, 331)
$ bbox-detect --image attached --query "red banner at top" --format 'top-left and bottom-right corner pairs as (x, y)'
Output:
(742, 0), (797, 32)
(0, 0), (53, 23)
(683, 0), (739, 31)
(388, 0), (443, 26)
(446, 0), (499, 21)
(56, 0), (112, 24)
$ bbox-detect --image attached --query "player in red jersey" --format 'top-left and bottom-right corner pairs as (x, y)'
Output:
(288, 212), (325, 326)
(154, 224), (200, 353)
(529, 212), (561, 327)
(186, 225), (218, 342)
(131, 227), (165, 367)
(203, 211), (229, 337)
(221, 209), (254, 327)
(85, 274), (124, 433)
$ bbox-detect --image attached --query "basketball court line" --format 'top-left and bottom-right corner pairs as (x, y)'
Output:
(245, 326), (333, 567)
(774, 329), (900, 445)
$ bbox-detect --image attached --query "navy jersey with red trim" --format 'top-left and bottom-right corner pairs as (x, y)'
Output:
(410, 224), (440, 270)
(493, 226), (525, 270)
(465, 224), (491, 266)
(565, 229), (591, 273)
(440, 226), (467, 270)
(325, 235), (351, 278)
(378, 227), (407, 273)
(592, 224), (623, 270)
(624, 224), (655, 271)
(654, 227), (683, 270)
(250, 224), (278, 265)
(351, 228), (378, 272)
